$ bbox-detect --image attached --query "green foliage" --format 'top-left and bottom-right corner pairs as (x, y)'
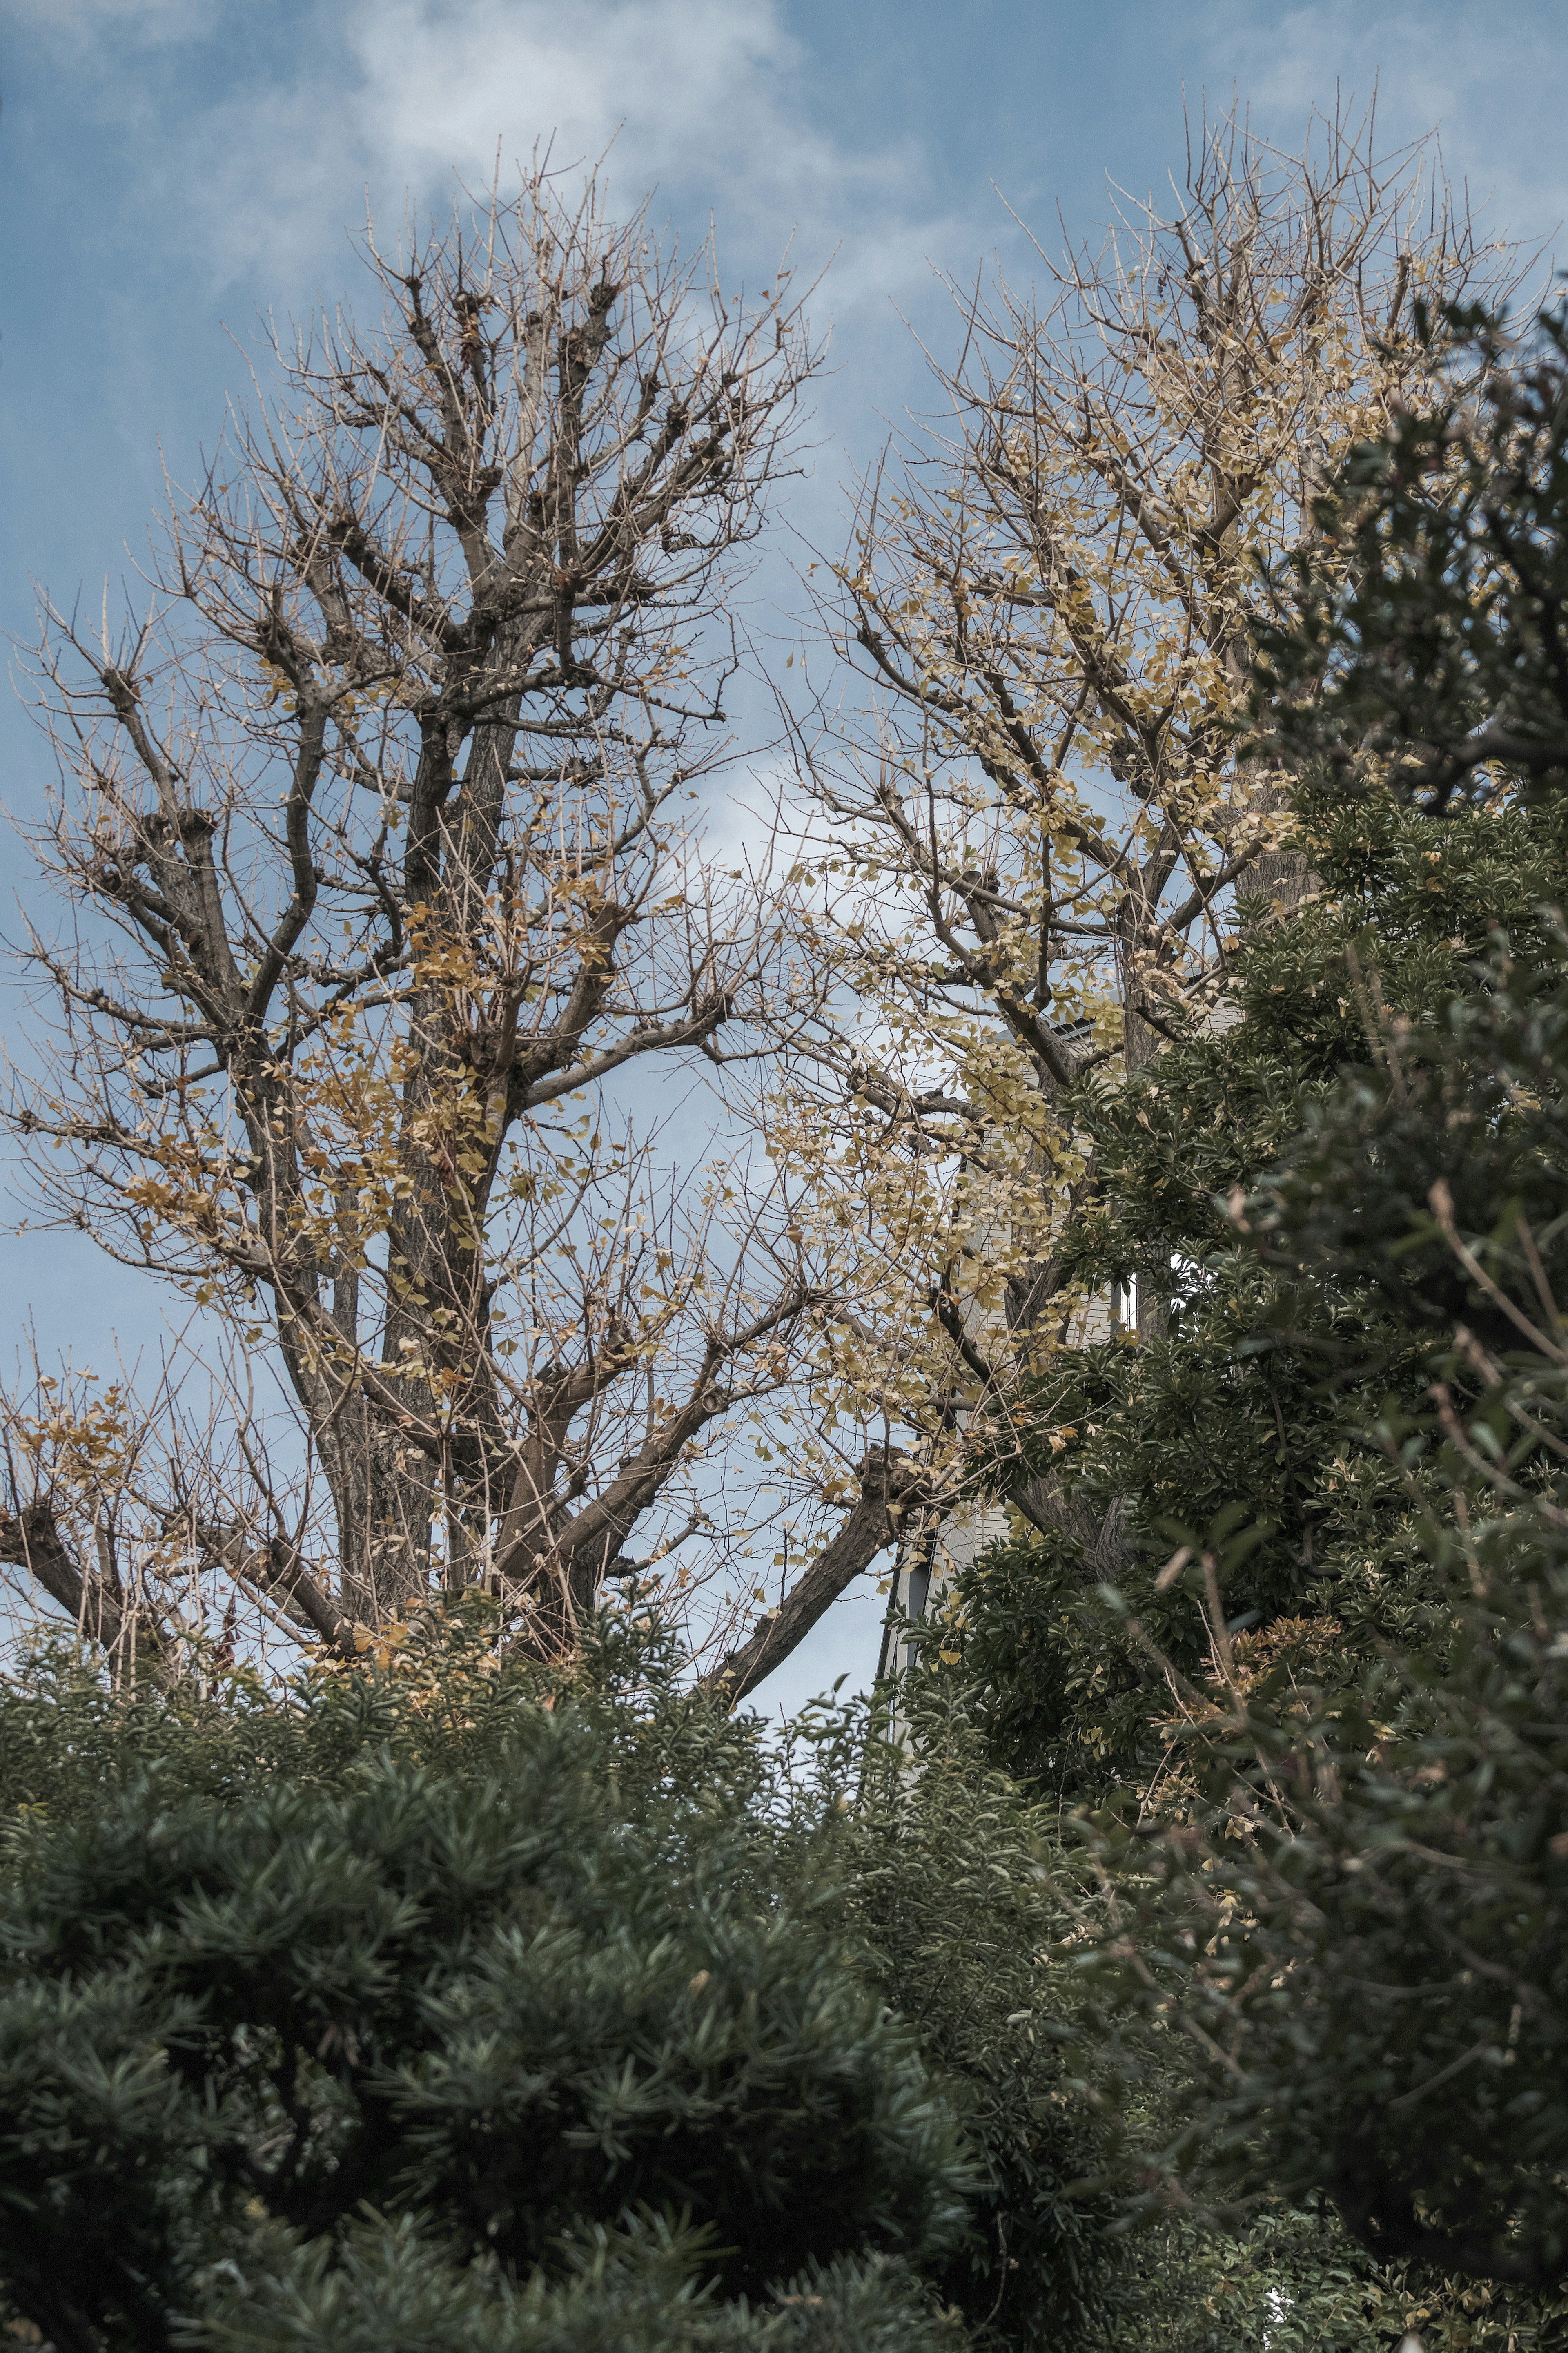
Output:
(1067, 308), (1568, 2291)
(190, 2212), (964, 2353)
(1089, 1470), (1568, 2283)
(833, 1670), (1123, 2345)
(1254, 299), (1568, 811)
(933, 298), (1568, 2299)
(1077, 935), (1568, 2286)
(0, 1609), (790, 1856)
(0, 1613), (973, 2352)
(0, 1606), (1125, 2352)
(945, 783), (1568, 1806)
(1121, 2203), (1568, 2353)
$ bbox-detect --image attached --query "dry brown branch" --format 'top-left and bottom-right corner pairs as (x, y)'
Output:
(700, 1443), (930, 1704)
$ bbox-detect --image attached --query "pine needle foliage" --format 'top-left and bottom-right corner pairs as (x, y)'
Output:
(190, 2211), (964, 2353)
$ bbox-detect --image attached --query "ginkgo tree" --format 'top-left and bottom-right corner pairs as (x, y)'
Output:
(768, 102), (1519, 1606)
(1, 165), (926, 1683)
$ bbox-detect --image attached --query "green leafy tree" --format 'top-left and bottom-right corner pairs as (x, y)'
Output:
(915, 297), (1568, 2311)
(0, 1615), (961, 2353)
(931, 778), (1568, 1807)
(825, 1668), (1125, 2345)
(1053, 300), (1568, 2295)
(1256, 298), (1568, 810)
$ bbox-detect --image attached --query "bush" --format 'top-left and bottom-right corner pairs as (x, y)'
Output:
(0, 1612), (973, 2352)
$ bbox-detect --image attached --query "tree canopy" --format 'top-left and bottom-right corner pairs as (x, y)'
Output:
(0, 105), (1519, 1708)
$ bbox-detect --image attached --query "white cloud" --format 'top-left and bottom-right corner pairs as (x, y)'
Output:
(27, 0), (952, 327)
(347, 0), (802, 197)
(335, 0), (947, 309)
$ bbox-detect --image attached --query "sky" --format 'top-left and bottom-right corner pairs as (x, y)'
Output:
(2, 0), (1566, 1711)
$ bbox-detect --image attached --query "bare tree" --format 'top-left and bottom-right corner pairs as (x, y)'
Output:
(6, 165), (853, 1674)
(771, 100), (1522, 1623)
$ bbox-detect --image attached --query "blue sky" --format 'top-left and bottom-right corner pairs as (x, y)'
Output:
(2, 0), (1566, 1707)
